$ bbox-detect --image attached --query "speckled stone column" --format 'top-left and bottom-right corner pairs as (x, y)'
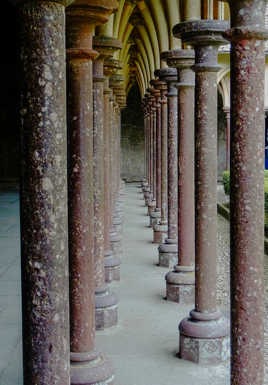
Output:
(150, 86), (162, 231)
(103, 59), (122, 283)
(93, 37), (120, 330)
(147, 92), (156, 215)
(223, 107), (230, 170)
(150, 80), (166, 243)
(18, 1), (72, 383)
(109, 75), (124, 270)
(66, 2), (117, 384)
(163, 50), (196, 304)
(151, 77), (168, 243)
(157, 66), (178, 268)
(143, 97), (151, 202)
(173, 20), (229, 364)
(223, 1), (268, 383)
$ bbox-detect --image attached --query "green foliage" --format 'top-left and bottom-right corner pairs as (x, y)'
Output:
(222, 171), (230, 195)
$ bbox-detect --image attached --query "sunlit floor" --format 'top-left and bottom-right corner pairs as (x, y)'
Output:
(0, 183), (267, 384)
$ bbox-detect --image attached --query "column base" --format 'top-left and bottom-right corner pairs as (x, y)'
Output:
(112, 216), (122, 234)
(179, 311), (229, 365)
(165, 265), (195, 304)
(147, 200), (156, 216)
(150, 209), (161, 227)
(104, 250), (120, 283)
(95, 287), (118, 330)
(71, 351), (114, 385)
(153, 223), (168, 244)
(110, 232), (122, 258)
(158, 240), (178, 267)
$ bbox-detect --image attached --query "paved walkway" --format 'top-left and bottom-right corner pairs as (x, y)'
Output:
(0, 183), (267, 384)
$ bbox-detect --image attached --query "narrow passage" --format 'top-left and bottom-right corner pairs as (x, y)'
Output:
(96, 183), (230, 385)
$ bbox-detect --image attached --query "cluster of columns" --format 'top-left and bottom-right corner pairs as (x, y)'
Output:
(16, 0), (127, 384)
(142, 1), (266, 384)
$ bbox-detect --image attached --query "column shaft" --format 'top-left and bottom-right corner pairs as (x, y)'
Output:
(162, 50), (195, 303)
(157, 67), (178, 268)
(224, 1), (268, 383)
(173, 20), (229, 365)
(167, 82), (178, 242)
(93, 59), (106, 296)
(160, 88), (168, 225)
(19, 2), (71, 383)
(66, 2), (117, 383)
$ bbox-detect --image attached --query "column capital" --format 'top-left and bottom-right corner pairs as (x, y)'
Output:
(155, 68), (177, 84)
(93, 35), (122, 61)
(161, 49), (195, 70)
(221, 1), (268, 42)
(173, 20), (229, 73)
(104, 58), (123, 77)
(162, 49), (195, 88)
(9, 0), (74, 6)
(173, 20), (229, 47)
(67, 1), (118, 26)
(109, 74), (124, 91)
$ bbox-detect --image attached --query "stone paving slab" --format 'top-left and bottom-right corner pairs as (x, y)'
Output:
(0, 186), (266, 384)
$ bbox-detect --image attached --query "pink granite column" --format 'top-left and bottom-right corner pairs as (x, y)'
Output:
(173, 20), (229, 364)
(150, 82), (162, 238)
(157, 67), (178, 268)
(223, 1), (268, 383)
(152, 77), (168, 244)
(223, 107), (230, 170)
(93, 36), (120, 330)
(17, 1), (73, 383)
(143, 97), (151, 201)
(66, 2), (117, 383)
(147, 90), (157, 220)
(103, 59), (122, 283)
(109, 75), (124, 268)
(163, 50), (196, 304)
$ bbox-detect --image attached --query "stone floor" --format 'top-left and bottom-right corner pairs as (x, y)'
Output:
(0, 183), (266, 384)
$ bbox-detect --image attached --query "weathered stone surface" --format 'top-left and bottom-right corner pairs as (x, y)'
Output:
(67, 6), (114, 384)
(19, 2), (71, 384)
(223, 1), (268, 384)
(174, 19), (229, 364)
(162, 49), (196, 304)
(179, 335), (230, 365)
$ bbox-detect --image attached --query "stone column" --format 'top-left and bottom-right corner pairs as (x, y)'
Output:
(143, 96), (151, 204)
(66, 2), (117, 384)
(223, 1), (268, 383)
(173, 20), (229, 364)
(223, 106), (230, 170)
(103, 59), (122, 283)
(150, 86), (162, 231)
(17, 1), (73, 383)
(147, 90), (157, 219)
(93, 36), (120, 330)
(147, 93), (155, 212)
(156, 67), (178, 268)
(109, 75), (124, 271)
(163, 49), (196, 304)
(151, 77), (168, 243)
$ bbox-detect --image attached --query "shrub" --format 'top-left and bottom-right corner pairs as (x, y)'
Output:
(222, 171), (230, 195)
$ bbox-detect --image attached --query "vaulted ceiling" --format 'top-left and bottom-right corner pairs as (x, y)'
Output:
(96, 0), (230, 96)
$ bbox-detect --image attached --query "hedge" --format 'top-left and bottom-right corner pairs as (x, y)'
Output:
(222, 170), (268, 230)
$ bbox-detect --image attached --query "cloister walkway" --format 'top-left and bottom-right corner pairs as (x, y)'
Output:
(0, 183), (267, 384)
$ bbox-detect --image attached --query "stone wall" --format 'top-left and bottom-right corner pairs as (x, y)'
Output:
(121, 83), (145, 182)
